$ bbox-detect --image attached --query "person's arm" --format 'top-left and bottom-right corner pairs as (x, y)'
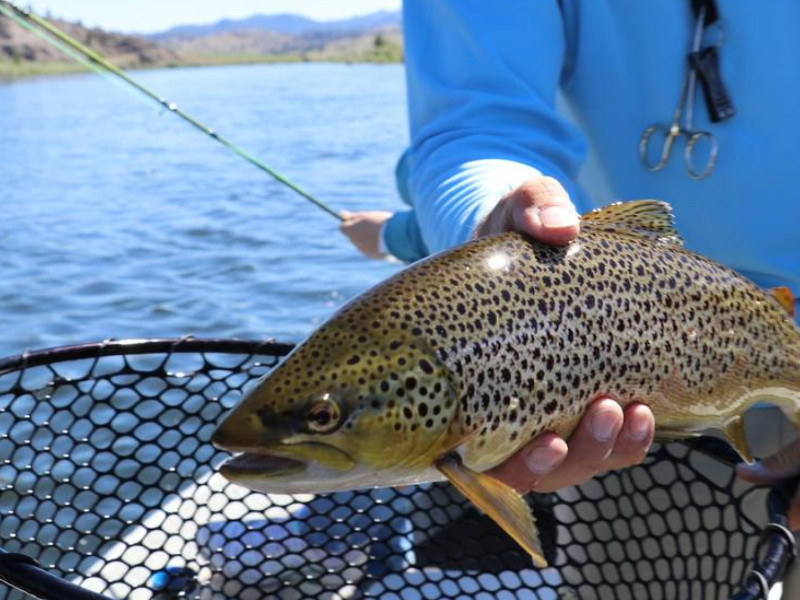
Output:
(403, 0), (654, 492)
(339, 210), (429, 262)
(403, 0), (589, 253)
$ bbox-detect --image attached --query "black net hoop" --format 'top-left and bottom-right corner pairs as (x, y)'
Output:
(0, 337), (795, 600)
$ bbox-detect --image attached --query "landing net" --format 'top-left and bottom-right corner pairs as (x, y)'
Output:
(0, 338), (794, 600)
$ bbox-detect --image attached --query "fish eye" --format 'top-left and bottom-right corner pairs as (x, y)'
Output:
(306, 395), (341, 433)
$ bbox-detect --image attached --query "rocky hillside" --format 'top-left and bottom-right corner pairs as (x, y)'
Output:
(0, 13), (179, 75)
(0, 10), (403, 77)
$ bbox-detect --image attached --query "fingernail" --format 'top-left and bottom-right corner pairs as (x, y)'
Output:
(525, 446), (564, 475)
(591, 410), (618, 442)
(539, 205), (578, 229)
(628, 415), (652, 441)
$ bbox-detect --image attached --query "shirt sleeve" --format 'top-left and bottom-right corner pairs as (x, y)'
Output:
(381, 209), (429, 262)
(402, 0), (589, 254)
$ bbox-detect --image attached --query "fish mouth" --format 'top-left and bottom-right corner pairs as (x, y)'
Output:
(221, 453), (306, 479)
(219, 443), (356, 481)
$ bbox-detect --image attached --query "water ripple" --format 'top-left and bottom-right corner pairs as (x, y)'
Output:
(0, 64), (407, 355)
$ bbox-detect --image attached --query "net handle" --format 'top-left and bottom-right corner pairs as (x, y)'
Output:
(732, 479), (798, 600)
(0, 550), (113, 600)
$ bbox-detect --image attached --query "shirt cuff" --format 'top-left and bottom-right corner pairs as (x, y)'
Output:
(382, 210), (429, 263)
(378, 220), (390, 256)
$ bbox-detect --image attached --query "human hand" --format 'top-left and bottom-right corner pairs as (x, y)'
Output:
(339, 210), (393, 259)
(489, 398), (655, 493)
(473, 176), (581, 244)
(737, 443), (800, 529)
(475, 176), (655, 493)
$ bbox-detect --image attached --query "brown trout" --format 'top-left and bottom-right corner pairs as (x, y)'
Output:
(213, 201), (800, 567)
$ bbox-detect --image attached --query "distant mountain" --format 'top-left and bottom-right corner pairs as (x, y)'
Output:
(0, 10), (403, 78)
(151, 11), (401, 40)
(152, 10), (403, 64)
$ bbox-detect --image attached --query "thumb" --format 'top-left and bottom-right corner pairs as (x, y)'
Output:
(510, 177), (580, 246)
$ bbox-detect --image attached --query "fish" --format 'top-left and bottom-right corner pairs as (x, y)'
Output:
(212, 200), (800, 567)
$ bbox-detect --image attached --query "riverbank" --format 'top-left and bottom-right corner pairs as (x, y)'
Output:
(0, 50), (402, 80)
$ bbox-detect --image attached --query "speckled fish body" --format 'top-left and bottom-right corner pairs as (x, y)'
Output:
(213, 201), (800, 565)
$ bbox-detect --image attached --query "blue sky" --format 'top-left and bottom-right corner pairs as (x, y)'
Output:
(27, 1), (402, 33)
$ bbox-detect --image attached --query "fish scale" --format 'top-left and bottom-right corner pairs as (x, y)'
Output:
(213, 200), (800, 567)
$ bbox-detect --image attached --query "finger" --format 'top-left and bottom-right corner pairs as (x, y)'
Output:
(510, 177), (580, 245)
(737, 442), (800, 484)
(534, 397), (624, 493)
(340, 210), (353, 220)
(600, 403), (654, 472)
(488, 432), (568, 494)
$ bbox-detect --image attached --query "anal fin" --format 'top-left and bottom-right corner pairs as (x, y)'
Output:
(722, 415), (754, 463)
(436, 453), (546, 567)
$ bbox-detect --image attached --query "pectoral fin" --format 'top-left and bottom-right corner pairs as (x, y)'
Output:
(436, 454), (546, 567)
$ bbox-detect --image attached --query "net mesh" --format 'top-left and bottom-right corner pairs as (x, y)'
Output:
(0, 338), (792, 600)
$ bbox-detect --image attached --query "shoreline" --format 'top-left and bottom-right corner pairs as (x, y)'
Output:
(0, 52), (403, 81)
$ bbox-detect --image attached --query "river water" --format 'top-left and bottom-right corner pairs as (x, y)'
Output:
(0, 63), (407, 358)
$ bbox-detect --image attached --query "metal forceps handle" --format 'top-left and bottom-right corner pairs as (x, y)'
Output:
(639, 124), (680, 172)
(638, 4), (718, 179)
(684, 130), (718, 179)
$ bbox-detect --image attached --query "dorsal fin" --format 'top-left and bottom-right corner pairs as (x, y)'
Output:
(581, 200), (683, 246)
(771, 287), (796, 318)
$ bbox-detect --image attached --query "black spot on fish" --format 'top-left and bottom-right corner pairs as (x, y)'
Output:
(538, 298), (548, 315)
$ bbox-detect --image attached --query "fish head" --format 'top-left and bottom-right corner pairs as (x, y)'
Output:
(211, 323), (458, 493)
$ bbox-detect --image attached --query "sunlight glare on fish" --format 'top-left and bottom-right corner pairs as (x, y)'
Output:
(566, 241), (582, 257)
(486, 253), (510, 271)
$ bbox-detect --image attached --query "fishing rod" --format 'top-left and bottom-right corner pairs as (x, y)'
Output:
(0, 0), (344, 221)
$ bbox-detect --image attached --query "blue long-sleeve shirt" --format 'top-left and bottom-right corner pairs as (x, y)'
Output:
(384, 0), (800, 311)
